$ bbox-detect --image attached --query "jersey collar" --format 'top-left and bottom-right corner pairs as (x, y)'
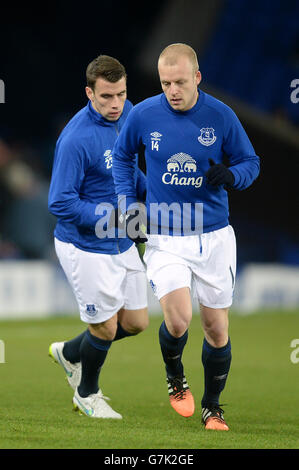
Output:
(87, 100), (119, 127)
(161, 88), (205, 115)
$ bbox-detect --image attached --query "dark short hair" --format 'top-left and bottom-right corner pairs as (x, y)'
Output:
(86, 55), (127, 90)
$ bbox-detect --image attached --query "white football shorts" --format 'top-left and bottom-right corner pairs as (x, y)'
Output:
(55, 238), (147, 324)
(143, 225), (236, 309)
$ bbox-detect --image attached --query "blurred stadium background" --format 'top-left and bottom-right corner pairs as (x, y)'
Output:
(0, 0), (298, 319)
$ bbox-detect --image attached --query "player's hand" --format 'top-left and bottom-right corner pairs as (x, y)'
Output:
(113, 207), (147, 244)
(108, 207), (147, 243)
(124, 209), (148, 244)
(205, 158), (235, 188)
(109, 207), (124, 230)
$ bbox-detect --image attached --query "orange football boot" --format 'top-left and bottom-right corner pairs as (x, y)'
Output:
(202, 405), (229, 431)
(167, 376), (195, 417)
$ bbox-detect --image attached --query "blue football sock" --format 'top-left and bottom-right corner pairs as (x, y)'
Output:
(159, 320), (188, 378)
(78, 329), (112, 398)
(63, 330), (87, 363)
(113, 322), (134, 341)
(201, 337), (232, 408)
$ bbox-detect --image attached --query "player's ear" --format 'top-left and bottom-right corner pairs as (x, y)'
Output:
(85, 86), (94, 101)
(196, 70), (202, 86)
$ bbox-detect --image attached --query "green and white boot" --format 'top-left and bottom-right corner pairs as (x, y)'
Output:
(73, 388), (122, 419)
(49, 342), (81, 391)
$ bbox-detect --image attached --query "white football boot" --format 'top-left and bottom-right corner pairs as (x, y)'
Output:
(49, 341), (81, 391)
(73, 388), (122, 419)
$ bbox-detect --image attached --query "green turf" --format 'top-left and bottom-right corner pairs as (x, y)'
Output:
(0, 311), (299, 449)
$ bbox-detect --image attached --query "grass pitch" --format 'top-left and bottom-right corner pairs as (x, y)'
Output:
(0, 311), (299, 449)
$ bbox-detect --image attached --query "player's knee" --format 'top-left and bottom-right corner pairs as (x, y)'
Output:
(89, 319), (117, 341)
(136, 312), (149, 334)
(203, 323), (228, 347)
(124, 308), (149, 335)
(161, 300), (192, 338)
(200, 306), (229, 347)
(166, 317), (189, 338)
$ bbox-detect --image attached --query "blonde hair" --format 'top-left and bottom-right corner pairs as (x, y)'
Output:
(158, 43), (199, 72)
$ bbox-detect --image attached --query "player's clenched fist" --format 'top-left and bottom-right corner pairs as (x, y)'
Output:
(205, 158), (235, 188)
(114, 207), (148, 244)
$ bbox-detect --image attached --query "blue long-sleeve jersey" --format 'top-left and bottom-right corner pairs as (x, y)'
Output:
(112, 91), (260, 235)
(48, 100), (146, 253)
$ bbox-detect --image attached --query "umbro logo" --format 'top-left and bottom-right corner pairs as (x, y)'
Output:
(150, 131), (162, 140)
(150, 132), (162, 151)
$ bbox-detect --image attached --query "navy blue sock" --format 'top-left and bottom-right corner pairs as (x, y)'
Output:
(78, 329), (112, 398)
(63, 331), (87, 363)
(159, 321), (188, 378)
(113, 322), (134, 341)
(201, 337), (232, 408)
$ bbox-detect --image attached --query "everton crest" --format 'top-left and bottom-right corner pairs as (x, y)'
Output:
(86, 304), (98, 317)
(198, 128), (217, 146)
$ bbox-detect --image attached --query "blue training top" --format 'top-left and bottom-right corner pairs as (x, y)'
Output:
(48, 100), (146, 253)
(112, 90), (260, 235)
